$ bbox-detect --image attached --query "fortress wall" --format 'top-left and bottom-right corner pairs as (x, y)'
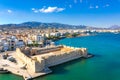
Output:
(16, 48), (45, 73)
(31, 46), (63, 55)
(42, 48), (87, 67)
(35, 57), (45, 72)
(15, 46), (87, 72)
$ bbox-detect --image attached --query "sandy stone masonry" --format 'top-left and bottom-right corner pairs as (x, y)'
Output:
(15, 45), (87, 73)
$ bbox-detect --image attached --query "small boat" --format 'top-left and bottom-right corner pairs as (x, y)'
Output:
(23, 75), (32, 80)
(0, 68), (9, 74)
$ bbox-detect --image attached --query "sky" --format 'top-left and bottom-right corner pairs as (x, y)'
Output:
(0, 0), (120, 28)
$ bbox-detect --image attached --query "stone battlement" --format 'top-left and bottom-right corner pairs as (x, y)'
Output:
(15, 45), (87, 73)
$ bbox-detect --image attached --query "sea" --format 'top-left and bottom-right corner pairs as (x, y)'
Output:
(0, 33), (120, 80)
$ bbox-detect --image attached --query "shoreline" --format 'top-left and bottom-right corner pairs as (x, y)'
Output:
(0, 33), (96, 80)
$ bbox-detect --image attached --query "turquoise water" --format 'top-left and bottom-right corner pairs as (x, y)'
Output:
(1, 33), (120, 80)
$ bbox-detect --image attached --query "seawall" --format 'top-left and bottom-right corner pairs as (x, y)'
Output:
(14, 45), (88, 79)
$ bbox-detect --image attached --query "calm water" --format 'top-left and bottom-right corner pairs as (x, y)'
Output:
(1, 33), (120, 80)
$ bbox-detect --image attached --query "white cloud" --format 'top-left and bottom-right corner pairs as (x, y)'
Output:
(56, 8), (65, 12)
(103, 4), (110, 8)
(34, 10), (39, 13)
(31, 8), (35, 11)
(69, 5), (72, 8)
(7, 10), (12, 13)
(105, 4), (110, 7)
(31, 8), (39, 13)
(89, 5), (99, 9)
(39, 6), (65, 13)
(32, 7), (65, 13)
(96, 5), (99, 8)
(89, 5), (94, 9)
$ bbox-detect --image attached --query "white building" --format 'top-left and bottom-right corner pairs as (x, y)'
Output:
(36, 35), (45, 42)
(27, 39), (33, 45)
(49, 32), (61, 37)
(16, 40), (25, 48)
(3, 42), (9, 51)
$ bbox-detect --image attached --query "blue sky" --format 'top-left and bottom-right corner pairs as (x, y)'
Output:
(0, 0), (120, 27)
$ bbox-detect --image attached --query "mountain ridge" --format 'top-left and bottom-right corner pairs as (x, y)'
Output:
(108, 25), (120, 29)
(0, 21), (120, 29)
(0, 21), (90, 29)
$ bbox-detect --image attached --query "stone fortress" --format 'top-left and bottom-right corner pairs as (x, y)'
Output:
(15, 45), (88, 73)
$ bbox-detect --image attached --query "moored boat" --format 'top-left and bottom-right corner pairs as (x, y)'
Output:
(0, 68), (9, 73)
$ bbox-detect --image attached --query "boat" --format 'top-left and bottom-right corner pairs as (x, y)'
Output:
(23, 75), (32, 80)
(0, 68), (9, 73)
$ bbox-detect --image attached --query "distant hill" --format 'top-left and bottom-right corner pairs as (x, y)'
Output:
(2, 21), (118, 29)
(0, 21), (92, 29)
(109, 25), (120, 29)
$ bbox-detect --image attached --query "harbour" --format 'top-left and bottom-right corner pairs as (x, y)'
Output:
(0, 33), (120, 80)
